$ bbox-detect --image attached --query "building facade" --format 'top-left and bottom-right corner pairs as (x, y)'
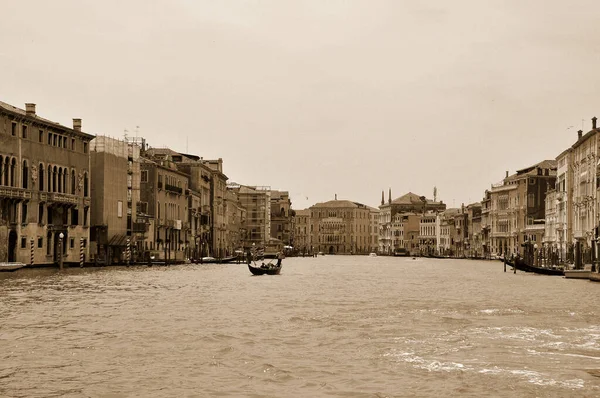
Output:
(0, 101), (93, 265)
(310, 197), (371, 255)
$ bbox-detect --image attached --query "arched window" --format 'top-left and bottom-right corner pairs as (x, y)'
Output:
(52, 166), (57, 192)
(10, 158), (16, 187)
(58, 167), (62, 193)
(22, 160), (28, 189)
(62, 169), (67, 194)
(39, 163), (44, 191)
(4, 157), (9, 186)
(71, 169), (75, 194)
(0, 155), (3, 186)
(83, 172), (88, 197)
(47, 165), (52, 192)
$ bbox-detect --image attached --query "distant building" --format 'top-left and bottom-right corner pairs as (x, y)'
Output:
(139, 155), (190, 263)
(230, 184), (271, 247)
(293, 209), (312, 254)
(554, 148), (572, 263)
(0, 101), (93, 265)
(368, 207), (380, 253)
(467, 203), (482, 258)
(89, 136), (142, 264)
(310, 196), (371, 255)
(488, 161), (557, 257)
(270, 190), (293, 245)
(378, 191), (446, 254)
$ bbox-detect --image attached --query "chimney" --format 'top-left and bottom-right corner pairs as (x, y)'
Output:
(25, 103), (36, 116)
(578, 129), (583, 140)
(388, 188), (391, 204)
(505, 170), (508, 178)
(73, 118), (82, 131)
(381, 190), (384, 206)
(335, 193), (337, 200)
(593, 116), (597, 130)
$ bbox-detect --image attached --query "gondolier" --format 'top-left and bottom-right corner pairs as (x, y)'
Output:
(276, 251), (284, 267)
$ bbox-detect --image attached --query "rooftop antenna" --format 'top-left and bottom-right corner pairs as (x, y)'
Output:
(124, 129), (129, 142)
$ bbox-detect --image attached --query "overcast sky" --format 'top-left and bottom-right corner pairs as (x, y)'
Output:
(2, 1), (600, 209)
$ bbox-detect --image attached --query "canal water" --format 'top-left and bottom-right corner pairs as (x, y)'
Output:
(1, 256), (599, 397)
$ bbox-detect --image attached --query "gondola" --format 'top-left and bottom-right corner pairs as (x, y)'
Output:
(248, 263), (282, 275)
(505, 257), (564, 276)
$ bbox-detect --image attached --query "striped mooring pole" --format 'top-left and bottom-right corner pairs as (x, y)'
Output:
(80, 238), (84, 268)
(126, 238), (131, 266)
(30, 238), (34, 267)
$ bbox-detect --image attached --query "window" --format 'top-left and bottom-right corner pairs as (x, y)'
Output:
(83, 142), (88, 153)
(139, 202), (148, 213)
(11, 122), (16, 136)
(39, 130), (43, 142)
(22, 160), (28, 189)
(83, 207), (89, 226)
(529, 178), (535, 185)
(21, 203), (27, 224)
(141, 170), (148, 183)
(71, 138), (75, 150)
(117, 201), (123, 218)
(38, 237), (43, 248)
(21, 237), (26, 249)
(22, 125), (27, 139)
(71, 208), (79, 225)
(53, 135), (57, 146)
(70, 238), (75, 249)
(38, 204), (44, 224)
(527, 193), (535, 207)
(83, 172), (88, 197)
(48, 133), (52, 145)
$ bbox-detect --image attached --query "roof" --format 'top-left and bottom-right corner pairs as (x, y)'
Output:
(391, 192), (442, 206)
(571, 129), (599, 150)
(0, 101), (96, 139)
(311, 199), (367, 209)
(515, 159), (557, 175)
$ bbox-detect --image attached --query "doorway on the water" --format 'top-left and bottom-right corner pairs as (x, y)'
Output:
(8, 229), (17, 262)
(329, 246), (334, 255)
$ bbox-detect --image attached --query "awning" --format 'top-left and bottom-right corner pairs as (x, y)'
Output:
(107, 234), (129, 247)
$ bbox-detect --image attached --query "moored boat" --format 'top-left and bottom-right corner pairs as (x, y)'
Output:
(0, 262), (26, 272)
(505, 257), (564, 276)
(564, 270), (591, 279)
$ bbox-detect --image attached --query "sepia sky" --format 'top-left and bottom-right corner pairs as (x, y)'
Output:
(2, 1), (600, 210)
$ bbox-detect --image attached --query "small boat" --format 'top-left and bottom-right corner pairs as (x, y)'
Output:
(505, 258), (564, 276)
(564, 270), (591, 279)
(0, 262), (26, 272)
(248, 263), (281, 275)
(369, 253), (377, 257)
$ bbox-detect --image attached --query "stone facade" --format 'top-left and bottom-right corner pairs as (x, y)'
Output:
(310, 198), (371, 254)
(0, 101), (93, 265)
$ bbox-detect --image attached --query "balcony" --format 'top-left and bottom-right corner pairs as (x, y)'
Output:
(0, 186), (32, 200)
(165, 183), (183, 195)
(49, 192), (79, 205)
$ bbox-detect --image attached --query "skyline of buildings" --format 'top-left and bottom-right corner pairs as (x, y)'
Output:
(1, 99), (599, 269)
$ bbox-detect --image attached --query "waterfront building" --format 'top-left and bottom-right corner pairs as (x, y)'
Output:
(225, 188), (245, 255)
(467, 203), (482, 258)
(555, 148), (572, 263)
(201, 159), (229, 258)
(543, 187), (558, 262)
(139, 155), (190, 263)
(230, 184), (271, 247)
(480, 190), (492, 258)
(570, 120), (598, 266)
(419, 212), (437, 256)
(453, 205), (469, 257)
(0, 101), (93, 265)
(89, 136), (143, 264)
(438, 208), (459, 256)
(488, 161), (557, 257)
(310, 196), (371, 255)
(270, 190), (293, 245)
(369, 207), (380, 253)
(378, 190), (446, 254)
(293, 209), (312, 255)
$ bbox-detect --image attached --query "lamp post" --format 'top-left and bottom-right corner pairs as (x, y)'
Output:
(534, 243), (538, 267)
(58, 232), (64, 270)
